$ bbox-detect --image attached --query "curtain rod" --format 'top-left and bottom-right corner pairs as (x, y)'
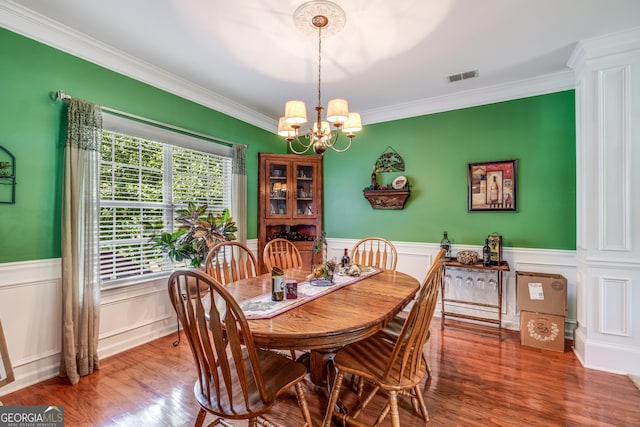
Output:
(54, 90), (247, 149)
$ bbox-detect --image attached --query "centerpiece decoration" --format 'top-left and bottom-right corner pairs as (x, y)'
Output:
(307, 259), (337, 283)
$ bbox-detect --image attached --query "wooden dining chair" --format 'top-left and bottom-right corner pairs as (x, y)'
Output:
(379, 248), (447, 378)
(263, 238), (303, 272)
(204, 241), (259, 285)
(323, 255), (444, 427)
(351, 237), (398, 270)
(350, 249), (445, 395)
(206, 241), (298, 361)
(168, 269), (313, 427)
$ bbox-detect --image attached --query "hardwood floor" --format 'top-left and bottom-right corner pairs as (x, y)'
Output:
(2, 318), (639, 426)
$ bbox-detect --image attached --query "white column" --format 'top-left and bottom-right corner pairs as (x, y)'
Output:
(568, 27), (640, 375)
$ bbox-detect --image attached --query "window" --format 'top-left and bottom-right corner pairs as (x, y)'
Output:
(98, 115), (233, 286)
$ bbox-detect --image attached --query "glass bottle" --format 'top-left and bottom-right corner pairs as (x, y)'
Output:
(440, 231), (451, 258)
(482, 238), (491, 267)
(341, 248), (350, 269)
(271, 266), (284, 301)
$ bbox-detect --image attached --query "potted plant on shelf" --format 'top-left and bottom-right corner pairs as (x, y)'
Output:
(145, 202), (237, 269)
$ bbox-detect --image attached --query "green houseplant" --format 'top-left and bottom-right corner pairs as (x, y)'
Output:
(145, 202), (237, 268)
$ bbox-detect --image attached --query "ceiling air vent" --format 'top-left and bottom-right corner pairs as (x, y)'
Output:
(448, 69), (479, 83)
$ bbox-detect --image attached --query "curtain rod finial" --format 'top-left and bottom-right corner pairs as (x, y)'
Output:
(55, 90), (69, 101)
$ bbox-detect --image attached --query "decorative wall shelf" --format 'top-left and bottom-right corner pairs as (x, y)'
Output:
(363, 189), (410, 210)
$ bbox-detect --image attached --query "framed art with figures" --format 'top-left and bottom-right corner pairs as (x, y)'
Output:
(468, 159), (517, 212)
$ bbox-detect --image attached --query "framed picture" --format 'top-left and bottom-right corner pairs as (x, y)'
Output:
(0, 320), (15, 388)
(468, 159), (517, 211)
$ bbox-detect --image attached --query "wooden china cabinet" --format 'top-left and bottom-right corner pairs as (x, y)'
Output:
(258, 153), (323, 272)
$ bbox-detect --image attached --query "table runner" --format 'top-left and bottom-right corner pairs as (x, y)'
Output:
(240, 267), (381, 320)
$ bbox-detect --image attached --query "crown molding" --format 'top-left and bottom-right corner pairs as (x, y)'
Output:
(568, 26), (640, 74)
(361, 70), (575, 125)
(0, 0), (276, 132)
(1, 0), (578, 132)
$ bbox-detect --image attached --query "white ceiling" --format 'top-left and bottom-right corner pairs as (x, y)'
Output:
(2, 0), (640, 132)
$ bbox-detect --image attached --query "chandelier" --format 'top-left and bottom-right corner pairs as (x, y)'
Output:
(278, 1), (362, 155)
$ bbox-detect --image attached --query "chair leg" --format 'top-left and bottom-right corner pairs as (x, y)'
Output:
(295, 381), (313, 427)
(423, 349), (432, 378)
(388, 391), (401, 427)
(323, 370), (345, 427)
(351, 384), (380, 420)
(413, 385), (430, 422)
(194, 408), (207, 427)
(349, 373), (366, 398)
(173, 313), (181, 346)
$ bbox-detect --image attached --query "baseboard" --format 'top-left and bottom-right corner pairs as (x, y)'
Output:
(0, 259), (177, 397)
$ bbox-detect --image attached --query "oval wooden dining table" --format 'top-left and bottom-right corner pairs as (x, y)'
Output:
(223, 267), (420, 385)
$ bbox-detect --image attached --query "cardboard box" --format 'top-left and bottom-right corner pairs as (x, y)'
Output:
(516, 271), (567, 316)
(520, 311), (565, 352)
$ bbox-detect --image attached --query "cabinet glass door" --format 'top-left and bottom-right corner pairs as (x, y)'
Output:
(294, 164), (315, 218)
(268, 161), (288, 217)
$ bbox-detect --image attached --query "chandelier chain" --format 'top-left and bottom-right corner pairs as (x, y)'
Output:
(317, 24), (322, 117)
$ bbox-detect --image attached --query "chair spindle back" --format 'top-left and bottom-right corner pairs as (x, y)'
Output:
(351, 237), (398, 270)
(263, 238), (303, 272)
(204, 241), (259, 285)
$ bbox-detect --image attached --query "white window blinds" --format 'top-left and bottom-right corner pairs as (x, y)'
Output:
(99, 115), (233, 285)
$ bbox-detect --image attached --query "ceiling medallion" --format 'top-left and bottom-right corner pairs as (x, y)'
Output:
(293, 0), (346, 37)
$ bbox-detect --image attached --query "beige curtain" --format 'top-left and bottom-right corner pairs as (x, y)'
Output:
(60, 98), (102, 384)
(233, 144), (247, 244)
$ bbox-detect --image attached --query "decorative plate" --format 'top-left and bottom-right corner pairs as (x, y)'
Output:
(392, 175), (407, 190)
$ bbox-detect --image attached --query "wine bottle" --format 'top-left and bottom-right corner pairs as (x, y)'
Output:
(440, 231), (451, 257)
(271, 267), (284, 301)
(482, 238), (491, 266)
(490, 175), (500, 206)
(341, 248), (350, 268)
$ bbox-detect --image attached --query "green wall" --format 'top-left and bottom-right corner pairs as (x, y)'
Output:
(323, 91), (576, 250)
(0, 28), (285, 263)
(0, 27), (576, 264)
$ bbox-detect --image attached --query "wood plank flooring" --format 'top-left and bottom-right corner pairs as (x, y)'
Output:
(2, 318), (639, 426)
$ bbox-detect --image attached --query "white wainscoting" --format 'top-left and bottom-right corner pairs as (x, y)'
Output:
(0, 241), (576, 396)
(326, 239), (577, 334)
(0, 259), (175, 396)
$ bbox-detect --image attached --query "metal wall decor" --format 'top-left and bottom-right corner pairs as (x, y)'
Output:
(374, 146), (405, 172)
(0, 145), (16, 204)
